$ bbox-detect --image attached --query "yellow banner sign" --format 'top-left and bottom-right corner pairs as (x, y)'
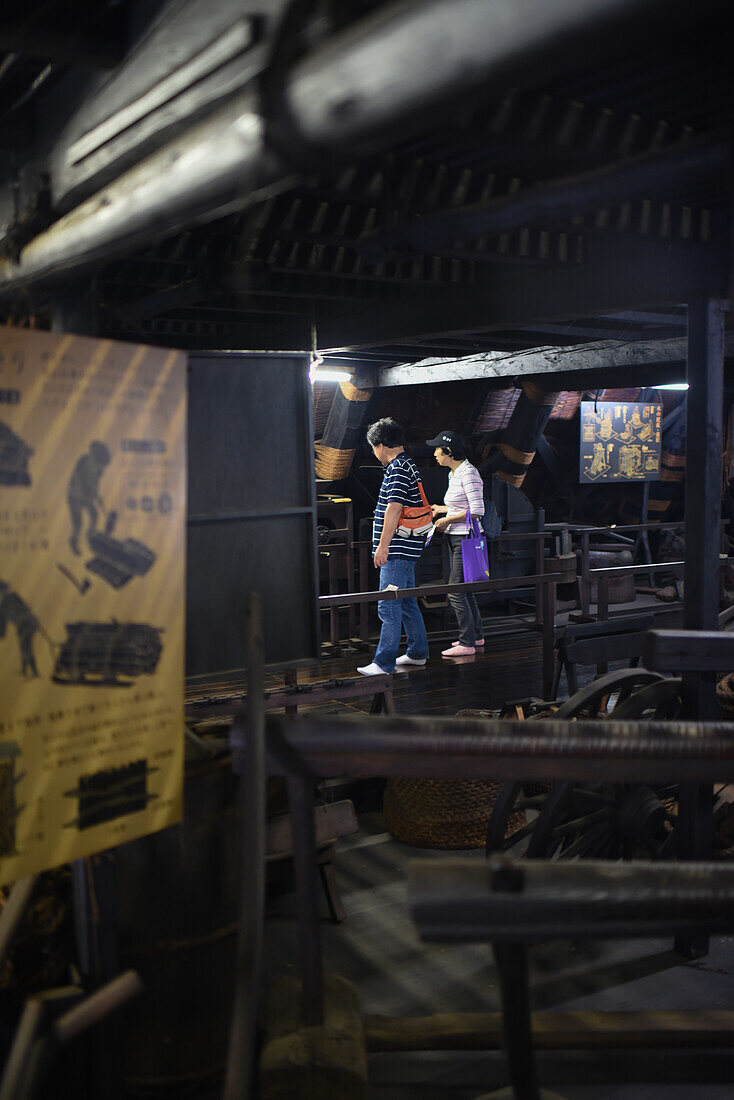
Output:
(0, 328), (186, 884)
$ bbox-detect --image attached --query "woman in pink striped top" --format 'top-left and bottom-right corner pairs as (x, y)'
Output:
(426, 430), (486, 658)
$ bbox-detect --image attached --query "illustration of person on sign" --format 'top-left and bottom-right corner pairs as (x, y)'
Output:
(0, 581), (40, 678)
(67, 441), (111, 555)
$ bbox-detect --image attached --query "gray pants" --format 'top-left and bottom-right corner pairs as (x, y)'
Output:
(447, 534), (484, 646)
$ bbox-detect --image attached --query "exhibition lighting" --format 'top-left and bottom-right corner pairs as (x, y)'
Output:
(310, 368), (352, 383)
(653, 383), (689, 390)
(309, 354), (351, 384)
(309, 322), (351, 382)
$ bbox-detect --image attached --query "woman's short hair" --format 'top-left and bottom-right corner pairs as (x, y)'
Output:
(440, 442), (466, 459)
(366, 418), (404, 449)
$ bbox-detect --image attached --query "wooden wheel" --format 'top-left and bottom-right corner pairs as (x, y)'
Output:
(484, 781), (553, 856)
(528, 780), (679, 860)
(552, 667), (665, 720)
(609, 677), (684, 720)
(485, 671), (684, 859)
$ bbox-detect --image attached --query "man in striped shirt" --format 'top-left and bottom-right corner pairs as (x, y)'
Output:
(357, 418), (429, 676)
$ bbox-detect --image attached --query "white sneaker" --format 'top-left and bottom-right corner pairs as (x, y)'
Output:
(395, 654), (427, 666)
(357, 662), (388, 676)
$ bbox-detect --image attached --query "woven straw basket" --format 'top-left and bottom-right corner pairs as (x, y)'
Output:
(717, 672), (734, 717)
(382, 709), (523, 849)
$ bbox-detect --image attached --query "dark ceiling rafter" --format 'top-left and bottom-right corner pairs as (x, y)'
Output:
(226, 86), (714, 287)
(360, 132), (730, 261)
(291, 233), (730, 353)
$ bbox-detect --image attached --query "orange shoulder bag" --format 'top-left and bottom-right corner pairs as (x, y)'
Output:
(398, 479), (433, 536)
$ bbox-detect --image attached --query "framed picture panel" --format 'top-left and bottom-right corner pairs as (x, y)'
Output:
(580, 401), (662, 483)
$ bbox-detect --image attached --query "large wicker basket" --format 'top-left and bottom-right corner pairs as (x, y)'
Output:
(382, 709), (523, 849)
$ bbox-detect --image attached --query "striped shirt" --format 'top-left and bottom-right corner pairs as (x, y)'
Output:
(444, 460), (485, 534)
(373, 452), (425, 561)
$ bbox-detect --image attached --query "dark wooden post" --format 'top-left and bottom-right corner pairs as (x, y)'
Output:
(541, 580), (556, 699)
(597, 574), (610, 623)
(328, 551), (340, 646)
(288, 776), (325, 1025)
(358, 544), (370, 642)
(595, 574), (611, 673)
(534, 509), (545, 623)
(72, 855), (119, 981)
(346, 501), (356, 639)
(488, 859), (541, 1100)
(321, 550), (341, 646)
(224, 592), (266, 1098)
(677, 297), (726, 957)
(284, 667), (298, 717)
(346, 544), (356, 639)
(580, 530), (591, 618)
(683, 298), (725, 715)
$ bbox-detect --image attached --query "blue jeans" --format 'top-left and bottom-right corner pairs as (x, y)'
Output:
(373, 558), (429, 672)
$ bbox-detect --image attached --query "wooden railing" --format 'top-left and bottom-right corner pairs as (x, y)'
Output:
(318, 570), (564, 697)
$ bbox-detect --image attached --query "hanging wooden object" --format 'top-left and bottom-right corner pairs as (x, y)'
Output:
(485, 380), (559, 488)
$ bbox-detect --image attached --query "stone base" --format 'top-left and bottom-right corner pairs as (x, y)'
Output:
(260, 974), (367, 1100)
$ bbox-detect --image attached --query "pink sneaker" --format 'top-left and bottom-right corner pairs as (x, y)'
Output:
(453, 639), (484, 647)
(441, 644), (475, 658)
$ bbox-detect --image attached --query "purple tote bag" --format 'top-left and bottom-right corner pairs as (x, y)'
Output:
(461, 510), (490, 582)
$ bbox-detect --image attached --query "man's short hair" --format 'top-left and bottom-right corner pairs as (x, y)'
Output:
(366, 418), (404, 449)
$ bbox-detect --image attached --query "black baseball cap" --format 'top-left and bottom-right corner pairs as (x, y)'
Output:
(426, 430), (465, 454)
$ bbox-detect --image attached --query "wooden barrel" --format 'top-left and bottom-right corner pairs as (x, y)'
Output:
(114, 750), (239, 1095)
(580, 549), (636, 604)
(546, 552), (577, 602)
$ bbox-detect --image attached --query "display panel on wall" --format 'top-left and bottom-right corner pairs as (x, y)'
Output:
(579, 400), (662, 483)
(0, 327), (186, 885)
(186, 353), (319, 677)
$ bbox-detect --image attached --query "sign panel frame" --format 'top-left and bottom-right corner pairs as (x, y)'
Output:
(0, 327), (186, 885)
(579, 400), (662, 484)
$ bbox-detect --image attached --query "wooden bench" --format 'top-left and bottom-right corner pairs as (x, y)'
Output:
(266, 799), (359, 923)
(553, 613), (655, 696)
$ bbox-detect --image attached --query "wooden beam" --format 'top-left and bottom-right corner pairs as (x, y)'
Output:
(645, 629), (734, 673)
(376, 333), (734, 387)
(365, 1011), (734, 1052)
